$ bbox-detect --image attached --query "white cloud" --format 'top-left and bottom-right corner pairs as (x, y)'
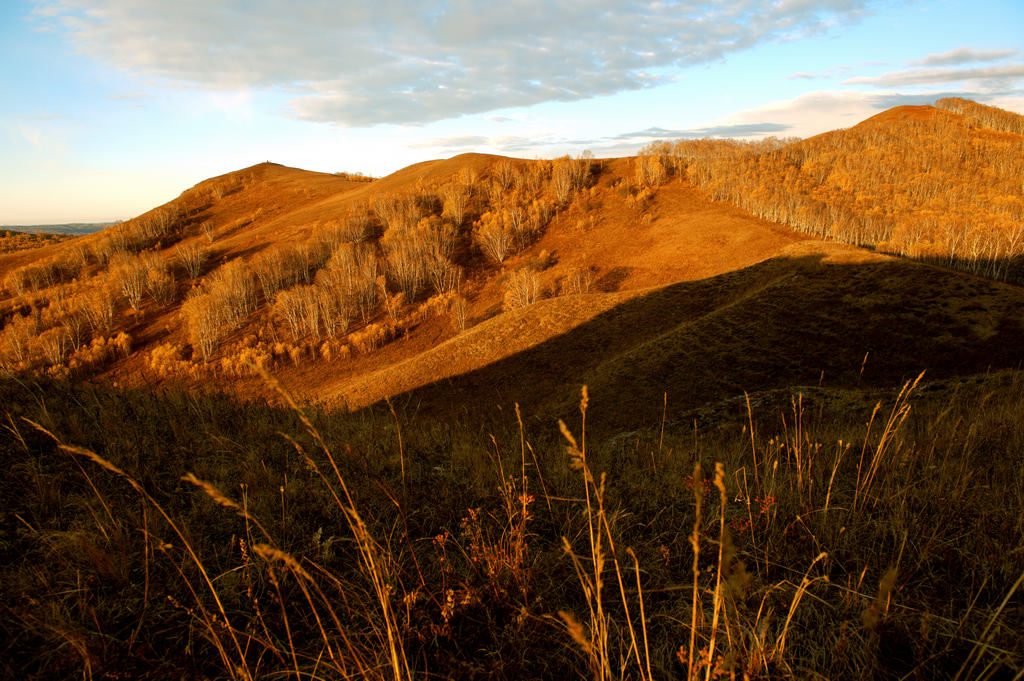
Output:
(708, 90), (886, 137)
(843, 64), (1024, 88)
(786, 64), (853, 80)
(32, 0), (875, 127)
(911, 47), (1018, 67)
(693, 89), (1024, 141)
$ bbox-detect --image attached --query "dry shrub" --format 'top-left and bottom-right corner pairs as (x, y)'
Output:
(148, 342), (190, 377)
(504, 267), (542, 310)
(349, 321), (396, 354)
(219, 345), (273, 377)
(377, 280), (406, 323)
(635, 154), (667, 187)
(111, 331), (131, 356)
(625, 186), (656, 212)
(564, 266), (594, 295)
(175, 242), (206, 278)
(319, 340), (351, 362)
(450, 294), (469, 332)
(404, 291), (455, 329)
(67, 332), (131, 372)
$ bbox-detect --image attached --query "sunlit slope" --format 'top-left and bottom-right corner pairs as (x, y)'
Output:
(160, 162), (370, 256)
(675, 100), (1024, 282)
(298, 164), (817, 406)
(4, 99), (1023, 416)
(0, 151), (816, 401)
(377, 247), (1024, 429)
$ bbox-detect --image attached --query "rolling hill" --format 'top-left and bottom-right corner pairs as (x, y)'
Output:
(3, 98), (1024, 681)
(0, 98), (1022, 425)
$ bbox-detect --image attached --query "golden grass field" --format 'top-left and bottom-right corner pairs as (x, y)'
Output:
(1, 100), (1022, 680)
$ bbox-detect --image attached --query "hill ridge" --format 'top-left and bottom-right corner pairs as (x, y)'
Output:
(0, 98), (1022, 422)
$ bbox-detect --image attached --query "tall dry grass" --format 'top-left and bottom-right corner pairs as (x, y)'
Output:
(1, 370), (1022, 679)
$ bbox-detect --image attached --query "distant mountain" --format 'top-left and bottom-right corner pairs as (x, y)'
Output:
(1, 222), (114, 235)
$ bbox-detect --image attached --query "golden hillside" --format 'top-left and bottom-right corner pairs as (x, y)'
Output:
(1, 99), (1023, 422)
(668, 100), (1024, 279)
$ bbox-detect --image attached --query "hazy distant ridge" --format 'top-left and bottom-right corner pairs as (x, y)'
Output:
(0, 222), (113, 235)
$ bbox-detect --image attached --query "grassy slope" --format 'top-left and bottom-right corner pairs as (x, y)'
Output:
(374, 247), (1024, 433)
(2, 368), (1022, 680)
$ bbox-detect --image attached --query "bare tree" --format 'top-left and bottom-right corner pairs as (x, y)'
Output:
(83, 283), (116, 335)
(441, 184), (470, 227)
(551, 155), (590, 204)
(175, 242), (206, 278)
(493, 159), (518, 190)
(504, 268), (542, 310)
(474, 213), (514, 264)
(111, 252), (154, 310)
(450, 294), (469, 332)
(38, 326), (69, 366)
(147, 261), (176, 306)
(565, 265), (594, 295)
(181, 291), (222, 361)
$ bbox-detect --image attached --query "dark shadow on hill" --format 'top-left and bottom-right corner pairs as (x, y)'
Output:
(911, 253), (1024, 286)
(374, 254), (1024, 434)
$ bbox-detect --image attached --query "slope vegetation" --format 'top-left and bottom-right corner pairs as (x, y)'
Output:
(375, 245), (1024, 430)
(0, 99), (1022, 423)
(664, 99), (1024, 281)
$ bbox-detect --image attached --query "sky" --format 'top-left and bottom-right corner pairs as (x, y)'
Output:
(1, 0), (1022, 225)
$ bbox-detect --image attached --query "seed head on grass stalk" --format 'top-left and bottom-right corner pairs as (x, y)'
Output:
(559, 385), (612, 681)
(249, 362), (412, 681)
(688, 460), (703, 679)
(26, 419), (254, 680)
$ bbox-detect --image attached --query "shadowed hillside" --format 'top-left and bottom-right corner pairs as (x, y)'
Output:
(368, 248), (1024, 430)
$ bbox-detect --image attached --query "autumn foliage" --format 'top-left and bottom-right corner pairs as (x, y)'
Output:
(660, 103), (1024, 281)
(3, 99), (1022, 381)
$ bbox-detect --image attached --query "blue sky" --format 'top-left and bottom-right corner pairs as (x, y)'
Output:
(2, 0), (1022, 225)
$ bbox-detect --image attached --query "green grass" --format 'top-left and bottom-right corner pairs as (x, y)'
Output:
(1, 370), (1022, 680)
